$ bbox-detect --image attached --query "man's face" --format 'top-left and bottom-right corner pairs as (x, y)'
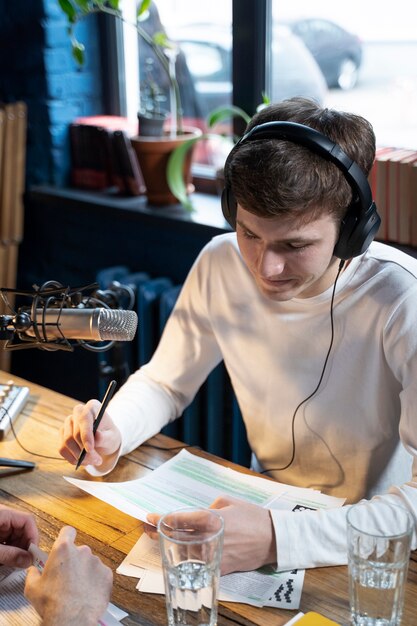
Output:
(236, 205), (340, 301)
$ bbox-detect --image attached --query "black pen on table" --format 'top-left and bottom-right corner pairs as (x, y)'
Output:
(75, 379), (117, 470)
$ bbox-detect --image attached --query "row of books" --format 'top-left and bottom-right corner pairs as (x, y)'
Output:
(0, 101), (28, 372)
(369, 146), (417, 246)
(69, 116), (145, 196)
(70, 117), (417, 248)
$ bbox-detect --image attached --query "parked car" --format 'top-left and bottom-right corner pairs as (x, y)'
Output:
(282, 17), (363, 90)
(173, 23), (327, 118)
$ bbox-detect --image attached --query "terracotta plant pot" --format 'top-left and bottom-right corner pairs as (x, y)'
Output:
(131, 127), (202, 206)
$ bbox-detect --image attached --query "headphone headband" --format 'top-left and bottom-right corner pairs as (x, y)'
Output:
(221, 121), (380, 260)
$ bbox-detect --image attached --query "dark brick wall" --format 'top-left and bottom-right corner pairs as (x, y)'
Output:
(0, 0), (104, 186)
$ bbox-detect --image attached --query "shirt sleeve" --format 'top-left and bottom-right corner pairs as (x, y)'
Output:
(272, 488), (417, 571)
(86, 240), (223, 476)
(272, 286), (417, 570)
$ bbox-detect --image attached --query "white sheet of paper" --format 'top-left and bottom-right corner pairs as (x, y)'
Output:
(65, 449), (290, 522)
(0, 568), (41, 624)
(135, 567), (263, 607)
(128, 533), (304, 609)
(64, 449), (344, 524)
(65, 449), (345, 610)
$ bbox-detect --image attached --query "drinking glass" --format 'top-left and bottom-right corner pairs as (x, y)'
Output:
(347, 501), (413, 626)
(158, 507), (224, 626)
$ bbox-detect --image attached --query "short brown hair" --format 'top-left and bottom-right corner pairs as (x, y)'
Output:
(225, 97), (376, 224)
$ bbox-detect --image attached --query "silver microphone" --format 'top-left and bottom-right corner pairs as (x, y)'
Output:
(23, 308), (138, 342)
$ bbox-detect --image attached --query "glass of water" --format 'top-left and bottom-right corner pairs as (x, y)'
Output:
(158, 507), (224, 626)
(347, 501), (414, 626)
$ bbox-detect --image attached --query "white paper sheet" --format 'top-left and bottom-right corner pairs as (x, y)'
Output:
(126, 533), (304, 609)
(64, 449), (344, 523)
(66, 449), (345, 610)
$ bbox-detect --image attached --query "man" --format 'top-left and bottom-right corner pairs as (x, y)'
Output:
(59, 97), (417, 574)
(0, 504), (112, 625)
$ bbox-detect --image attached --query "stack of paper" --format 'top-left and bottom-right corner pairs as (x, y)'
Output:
(66, 450), (345, 609)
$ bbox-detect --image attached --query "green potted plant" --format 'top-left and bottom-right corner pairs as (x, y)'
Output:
(167, 98), (276, 211)
(58, 0), (202, 205)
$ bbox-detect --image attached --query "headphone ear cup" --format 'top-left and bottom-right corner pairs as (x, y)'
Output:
(221, 186), (237, 229)
(334, 202), (381, 260)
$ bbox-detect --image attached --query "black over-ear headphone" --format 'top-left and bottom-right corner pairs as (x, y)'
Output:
(221, 121), (381, 260)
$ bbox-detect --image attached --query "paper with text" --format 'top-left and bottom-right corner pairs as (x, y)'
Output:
(65, 449), (344, 523)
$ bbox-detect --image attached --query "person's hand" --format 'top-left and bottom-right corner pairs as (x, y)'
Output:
(0, 505), (38, 568)
(59, 399), (121, 467)
(24, 526), (113, 626)
(208, 496), (277, 574)
(145, 496), (277, 575)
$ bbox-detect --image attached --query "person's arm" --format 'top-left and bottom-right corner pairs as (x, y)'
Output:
(59, 239), (223, 475)
(0, 505), (38, 568)
(272, 288), (417, 571)
(24, 526), (113, 626)
(146, 495), (277, 575)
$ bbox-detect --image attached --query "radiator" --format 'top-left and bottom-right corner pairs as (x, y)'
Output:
(96, 266), (251, 467)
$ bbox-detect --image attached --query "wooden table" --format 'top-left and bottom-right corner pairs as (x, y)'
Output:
(1, 371), (416, 626)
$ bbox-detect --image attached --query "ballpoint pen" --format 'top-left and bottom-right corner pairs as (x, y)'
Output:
(75, 379), (117, 470)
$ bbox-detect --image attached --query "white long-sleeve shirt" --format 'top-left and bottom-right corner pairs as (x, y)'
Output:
(98, 234), (417, 570)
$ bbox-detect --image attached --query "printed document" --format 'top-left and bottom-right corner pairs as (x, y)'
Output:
(65, 449), (345, 609)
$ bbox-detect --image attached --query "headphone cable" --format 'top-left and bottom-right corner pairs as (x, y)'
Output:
(261, 258), (345, 475)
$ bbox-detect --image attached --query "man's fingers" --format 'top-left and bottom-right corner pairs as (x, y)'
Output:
(143, 523), (159, 541)
(146, 514), (160, 527)
(76, 401), (100, 451)
(209, 495), (240, 510)
(24, 565), (41, 590)
(0, 545), (33, 568)
(56, 525), (77, 544)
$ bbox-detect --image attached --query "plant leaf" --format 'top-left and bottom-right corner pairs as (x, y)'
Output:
(206, 105), (251, 128)
(71, 39), (85, 65)
(137, 0), (152, 18)
(153, 31), (170, 48)
(167, 134), (213, 211)
(107, 0), (121, 9)
(58, 0), (78, 22)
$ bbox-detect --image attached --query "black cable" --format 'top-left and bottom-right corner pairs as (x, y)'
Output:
(0, 406), (64, 461)
(261, 259), (346, 475)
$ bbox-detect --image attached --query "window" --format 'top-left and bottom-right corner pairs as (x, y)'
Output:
(119, 0), (417, 186)
(272, 0), (417, 149)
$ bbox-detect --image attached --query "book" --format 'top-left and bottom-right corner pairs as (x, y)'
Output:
(11, 101), (27, 244)
(70, 123), (113, 190)
(0, 103), (17, 244)
(369, 146), (394, 199)
(70, 123), (146, 195)
(374, 148), (412, 241)
(112, 130), (146, 196)
(397, 151), (417, 245)
(410, 160), (417, 247)
(387, 149), (417, 243)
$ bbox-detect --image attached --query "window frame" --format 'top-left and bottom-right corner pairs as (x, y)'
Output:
(100, 1), (271, 192)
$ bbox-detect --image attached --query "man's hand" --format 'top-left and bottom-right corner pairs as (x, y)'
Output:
(146, 496), (277, 575)
(209, 496), (277, 574)
(24, 526), (113, 626)
(59, 399), (121, 467)
(0, 505), (38, 568)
